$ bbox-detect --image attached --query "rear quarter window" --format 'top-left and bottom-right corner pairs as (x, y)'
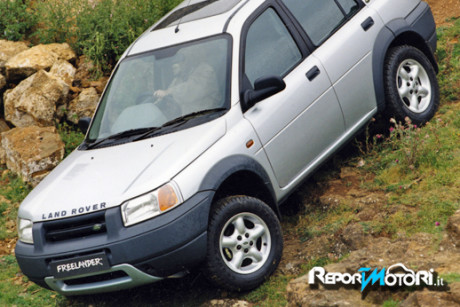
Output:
(281, 0), (360, 46)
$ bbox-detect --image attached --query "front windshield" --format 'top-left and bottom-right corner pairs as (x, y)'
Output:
(87, 35), (231, 142)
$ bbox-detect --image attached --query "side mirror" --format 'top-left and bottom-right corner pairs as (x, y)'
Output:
(243, 75), (286, 110)
(78, 117), (91, 135)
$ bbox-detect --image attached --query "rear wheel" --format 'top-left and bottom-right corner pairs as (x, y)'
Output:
(204, 196), (283, 291)
(384, 45), (439, 125)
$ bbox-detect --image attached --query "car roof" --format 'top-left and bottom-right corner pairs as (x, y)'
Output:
(153, 0), (244, 31)
(126, 0), (249, 57)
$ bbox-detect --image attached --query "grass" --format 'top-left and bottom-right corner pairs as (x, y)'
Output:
(0, 14), (458, 307)
(0, 255), (66, 305)
(440, 273), (460, 284)
(0, 170), (32, 241)
(57, 123), (85, 157)
(358, 20), (460, 238)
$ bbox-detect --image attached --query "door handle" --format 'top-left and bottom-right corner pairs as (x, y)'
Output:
(306, 66), (320, 81)
(361, 17), (374, 31)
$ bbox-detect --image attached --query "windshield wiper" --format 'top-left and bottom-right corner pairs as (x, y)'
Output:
(85, 108), (228, 148)
(133, 108), (227, 141)
(162, 108), (227, 127)
(84, 127), (158, 149)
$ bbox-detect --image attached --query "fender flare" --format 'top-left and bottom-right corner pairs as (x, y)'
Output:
(199, 154), (277, 209)
(372, 2), (438, 112)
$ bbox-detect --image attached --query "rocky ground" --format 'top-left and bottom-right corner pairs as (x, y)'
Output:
(283, 168), (460, 307)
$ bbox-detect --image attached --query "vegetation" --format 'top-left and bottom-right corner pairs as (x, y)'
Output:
(0, 0), (36, 41)
(358, 18), (460, 238)
(33, 0), (182, 74)
(0, 0), (181, 75)
(57, 123), (85, 157)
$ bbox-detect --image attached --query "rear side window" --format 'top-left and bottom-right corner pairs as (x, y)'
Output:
(244, 8), (302, 87)
(282, 0), (359, 45)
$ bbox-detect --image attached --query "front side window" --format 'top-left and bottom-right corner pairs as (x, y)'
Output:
(244, 8), (302, 87)
(282, 0), (359, 45)
(86, 35), (230, 144)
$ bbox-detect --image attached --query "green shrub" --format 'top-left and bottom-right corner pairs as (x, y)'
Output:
(0, 0), (36, 41)
(34, 0), (181, 75)
(33, 0), (75, 44)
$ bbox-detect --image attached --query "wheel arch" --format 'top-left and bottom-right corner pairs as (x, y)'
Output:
(372, 20), (438, 113)
(199, 155), (278, 217)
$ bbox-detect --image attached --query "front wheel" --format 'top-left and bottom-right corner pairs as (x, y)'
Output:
(204, 196), (283, 291)
(384, 45), (439, 125)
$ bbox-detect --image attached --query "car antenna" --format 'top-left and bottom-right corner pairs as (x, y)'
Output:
(175, 0), (193, 33)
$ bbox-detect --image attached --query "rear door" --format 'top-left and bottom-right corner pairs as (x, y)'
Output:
(241, 3), (345, 188)
(279, 0), (384, 129)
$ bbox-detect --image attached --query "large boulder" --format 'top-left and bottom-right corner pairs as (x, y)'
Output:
(400, 288), (460, 307)
(49, 60), (76, 86)
(43, 43), (77, 63)
(67, 87), (100, 124)
(5, 43), (76, 82)
(74, 55), (95, 83)
(0, 40), (29, 74)
(0, 119), (10, 165)
(4, 70), (69, 127)
(0, 73), (5, 90)
(1, 126), (64, 186)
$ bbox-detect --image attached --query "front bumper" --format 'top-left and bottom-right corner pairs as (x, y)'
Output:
(15, 191), (213, 295)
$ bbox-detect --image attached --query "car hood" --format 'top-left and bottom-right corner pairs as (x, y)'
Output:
(19, 119), (226, 222)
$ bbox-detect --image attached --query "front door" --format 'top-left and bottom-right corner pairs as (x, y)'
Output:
(242, 5), (345, 188)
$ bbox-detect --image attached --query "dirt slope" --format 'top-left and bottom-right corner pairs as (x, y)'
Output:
(426, 0), (460, 26)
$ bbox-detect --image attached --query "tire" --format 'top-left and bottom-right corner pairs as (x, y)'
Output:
(384, 45), (439, 125)
(204, 196), (283, 291)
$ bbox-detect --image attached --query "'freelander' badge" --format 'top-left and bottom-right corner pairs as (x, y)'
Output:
(50, 252), (110, 279)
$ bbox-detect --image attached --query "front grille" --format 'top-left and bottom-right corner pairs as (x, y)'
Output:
(43, 211), (107, 242)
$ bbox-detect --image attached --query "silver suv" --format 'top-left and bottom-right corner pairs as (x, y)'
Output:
(15, 0), (439, 295)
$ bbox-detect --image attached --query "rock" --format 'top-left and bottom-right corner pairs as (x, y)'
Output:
(0, 119), (10, 165)
(67, 87), (100, 124)
(1, 126), (64, 186)
(43, 43), (76, 63)
(49, 60), (76, 86)
(287, 233), (460, 307)
(400, 289), (460, 307)
(0, 40), (29, 74)
(0, 119), (9, 133)
(5, 43), (76, 81)
(90, 77), (109, 94)
(446, 209), (460, 245)
(202, 299), (251, 307)
(0, 73), (5, 90)
(75, 55), (95, 81)
(4, 70), (69, 127)
(450, 282), (460, 302)
(287, 274), (379, 307)
(340, 223), (368, 250)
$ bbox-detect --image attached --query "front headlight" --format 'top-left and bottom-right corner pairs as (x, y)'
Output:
(18, 218), (34, 244)
(121, 182), (183, 227)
